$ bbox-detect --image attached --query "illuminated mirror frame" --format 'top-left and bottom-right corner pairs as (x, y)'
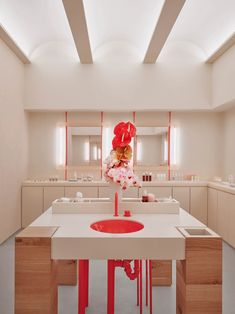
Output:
(58, 111), (176, 181)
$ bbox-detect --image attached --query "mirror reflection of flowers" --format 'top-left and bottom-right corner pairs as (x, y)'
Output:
(104, 121), (141, 190)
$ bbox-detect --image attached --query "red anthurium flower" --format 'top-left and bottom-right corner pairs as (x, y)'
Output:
(126, 122), (136, 138)
(114, 122), (126, 136)
(112, 134), (131, 149)
(114, 121), (136, 139)
(112, 136), (120, 149)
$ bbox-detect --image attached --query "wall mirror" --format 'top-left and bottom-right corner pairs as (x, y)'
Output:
(135, 127), (168, 166)
(67, 127), (101, 166)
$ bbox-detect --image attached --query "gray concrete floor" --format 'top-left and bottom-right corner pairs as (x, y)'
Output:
(0, 234), (235, 314)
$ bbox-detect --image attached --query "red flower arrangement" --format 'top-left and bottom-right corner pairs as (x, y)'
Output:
(104, 121), (140, 190)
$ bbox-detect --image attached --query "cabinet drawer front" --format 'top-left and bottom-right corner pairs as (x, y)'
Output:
(190, 187), (208, 224)
(139, 187), (172, 198)
(65, 187), (98, 198)
(208, 188), (218, 232)
(173, 187), (190, 212)
(99, 187), (139, 198)
(22, 187), (43, 228)
(43, 187), (65, 211)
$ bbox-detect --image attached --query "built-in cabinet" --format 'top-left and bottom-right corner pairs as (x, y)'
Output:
(22, 182), (235, 249)
(99, 187), (139, 198)
(208, 186), (235, 248)
(22, 187), (44, 227)
(190, 187), (208, 224)
(172, 186), (207, 224)
(22, 183), (209, 228)
(139, 187), (172, 198)
(65, 187), (98, 198)
(43, 187), (65, 211)
(173, 187), (190, 212)
(208, 187), (217, 231)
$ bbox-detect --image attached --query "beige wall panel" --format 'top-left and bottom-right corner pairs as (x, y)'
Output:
(0, 39), (28, 243)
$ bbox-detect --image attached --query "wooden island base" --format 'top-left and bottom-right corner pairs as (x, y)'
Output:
(176, 228), (222, 314)
(15, 226), (222, 314)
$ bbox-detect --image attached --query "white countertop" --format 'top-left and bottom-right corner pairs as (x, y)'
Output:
(208, 182), (235, 195)
(22, 180), (235, 195)
(30, 208), (205, 260)
(22, 180), (208, 187)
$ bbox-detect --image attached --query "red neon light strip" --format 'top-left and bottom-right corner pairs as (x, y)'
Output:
(133, 111), (136, 168)
(149, 260), (152, 314)
(146, 260), (148, 306)
(139, 260), (143, 314)
(167, 112), (172, 181)
(101, 111), (104, 180)
(65, 111), (68, 181)
(137, 266), (140, 306)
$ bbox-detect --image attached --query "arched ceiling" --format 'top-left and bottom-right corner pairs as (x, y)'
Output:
(0, 0), (235, 61)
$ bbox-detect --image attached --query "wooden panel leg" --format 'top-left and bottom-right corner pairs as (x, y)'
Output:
(15, 226), (58, 314)
(57, 260), (77, 285)
(151, 260), (172, 286)
(176, 235), (222, 314)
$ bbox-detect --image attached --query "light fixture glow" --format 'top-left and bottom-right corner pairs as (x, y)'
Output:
(137, 140), (142, 161)
(171, 127), (180, 165)
(56, 126), (66, 166)
(103, 127), (111, 161)
(93, 145), (98, 161)
(163, 137), (168, 162)
(84, 141), (90, 161)
(98, 147), (101, 160)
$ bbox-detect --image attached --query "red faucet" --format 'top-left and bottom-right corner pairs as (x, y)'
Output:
(114, 192), (118, 216)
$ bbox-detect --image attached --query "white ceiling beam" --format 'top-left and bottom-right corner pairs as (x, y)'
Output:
(62, 0), (93, 64)
(0, 24), (30, 64)
(143, 0), (186, 63)
(206, 32), (235, 63)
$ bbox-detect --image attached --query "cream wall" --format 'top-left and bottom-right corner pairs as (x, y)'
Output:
(24, 41), (211, 111)
(212, 45), (235, 108)
(28, 111), (65, 180)
(0, 39), (28, 244)
(222, 107), (235, 178)
(171, 112), (223, 180)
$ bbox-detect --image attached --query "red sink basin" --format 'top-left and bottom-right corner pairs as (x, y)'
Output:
(90, 219), (144, 234)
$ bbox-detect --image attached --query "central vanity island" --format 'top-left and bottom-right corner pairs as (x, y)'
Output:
(15, 201), (222, 314)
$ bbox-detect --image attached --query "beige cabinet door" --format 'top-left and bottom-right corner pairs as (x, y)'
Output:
(208, 188), (218, 232)
(228, 193), (235, 248)
(43, 187), (65, 211)
(190, 187), (208, 224)
(65, 186), (98, 198)
(22, 187), (43, 228)
(99, 186), (139, 198)
(217, 191), (231, 243)
(172, 187), (190, 212)
(138, 187), (172, 198)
